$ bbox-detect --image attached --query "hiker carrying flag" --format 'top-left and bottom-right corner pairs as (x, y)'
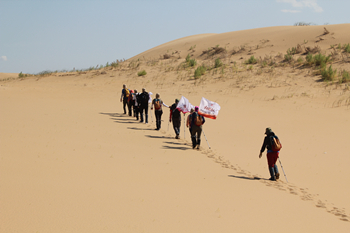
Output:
(190, 106), (205, 149)
(169, 99), (181, 139)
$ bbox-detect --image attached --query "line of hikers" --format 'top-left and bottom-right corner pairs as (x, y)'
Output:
(121, 84), (283, 181)
(120, 84), (205, 149)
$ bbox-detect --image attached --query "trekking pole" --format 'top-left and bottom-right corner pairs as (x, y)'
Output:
(150, 107), (153, 123)
(167, 120), (170, 131)
(202, 129), (211, 149)
(183, 113), (186, 139)
(278, 158), (288, 183)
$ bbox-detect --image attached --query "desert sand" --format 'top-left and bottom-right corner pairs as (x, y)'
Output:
(1, 24), (350, 232)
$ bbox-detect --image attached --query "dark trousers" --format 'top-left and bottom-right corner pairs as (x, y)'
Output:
(155, 110), (163, 129)
(191, 125), (202, 148)
(172, 117), (181, 136)
(123, 98), (128, 114)
(140, 105), (148, 123)
(127, 102), (132, 116)
(134, 106), (139, 120)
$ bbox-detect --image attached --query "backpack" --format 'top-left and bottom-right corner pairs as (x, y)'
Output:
(141, 92), (149, 105)
(194, 113), (203, 126)
(154, 99), (161, 110)
(271, 136), (282, 152)
(125, 89), (130, 98)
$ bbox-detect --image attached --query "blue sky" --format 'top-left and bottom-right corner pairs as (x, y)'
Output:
(1, 0), (349, 74)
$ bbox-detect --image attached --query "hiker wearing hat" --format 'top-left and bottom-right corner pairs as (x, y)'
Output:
(120, 84), (130, 114)
(190, 106), (205, 149)
(186, 108), (194, 135)
(139, 88), (150, 123)
(259, 127), (281, 181)
(151, 93), (169, 130)
(169, 99), (181, 139)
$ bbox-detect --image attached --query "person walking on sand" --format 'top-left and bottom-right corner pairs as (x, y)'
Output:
(190, 106), (205, 149)
(169, 99), (181, 139)
(139, 88), (150, 123)
(151, 93), (169, 130)
(132, 89), (140, 121)
(120, 84), (130, 114)
(186, 108), (194, 135)
(259, 127), (281, 181)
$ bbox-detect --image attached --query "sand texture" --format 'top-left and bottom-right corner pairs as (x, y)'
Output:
(1, 24), (350, 232)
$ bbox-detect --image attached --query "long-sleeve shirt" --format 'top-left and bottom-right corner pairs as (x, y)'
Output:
(260, 132), (278, 153)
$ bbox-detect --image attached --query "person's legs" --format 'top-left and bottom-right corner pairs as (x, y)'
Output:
(140, 107), (144, 122)
(173, 117), (180, 138)
(123, 98), (127, 114)
(128, 102), (132, 116)
(196, 126), (202, 149)
(267, 152), (279, 181)
(144, 105), (148, 123)
(191, 126), (198, 149)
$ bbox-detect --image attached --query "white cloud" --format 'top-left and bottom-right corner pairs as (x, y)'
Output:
(1, 56), (7, 61)
(281, 9), (301, 13)
(277, 0), (323, 12)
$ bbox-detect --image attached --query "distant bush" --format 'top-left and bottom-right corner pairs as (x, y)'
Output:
(321, 65), (337, 81)
(18, 72), (25, 78)
(284, 54), (293, 62)
(188, 58), (197, 67)
(185, 54), (191, 63)
(137, 70), (147, 76)
(214, 58), (223, 68)
(194, 66), (206, 79)
(313, 53), (331, 67)
(344, 43), (350, 53)
(245, 56), (257, 64)
(340, 70), (350, 83)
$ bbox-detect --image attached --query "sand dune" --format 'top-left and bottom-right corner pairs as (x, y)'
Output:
(1, 24), (350, 232)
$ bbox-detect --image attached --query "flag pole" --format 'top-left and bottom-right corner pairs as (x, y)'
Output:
(183, 113), (186, 139)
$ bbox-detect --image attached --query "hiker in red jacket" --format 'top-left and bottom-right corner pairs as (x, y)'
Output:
(259, 127), (280, 181)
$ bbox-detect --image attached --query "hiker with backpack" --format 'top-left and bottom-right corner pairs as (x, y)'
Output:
(120, 84), (130, 114)
(128, 90), (135, 116)
(169, 99), (181, 139)
(132, 89), (139, 120)
(190, 106), (205, 149)
(186, 108), (194, 135)
(151, 93), (169, 130)
(139, 88), (150, 123)
(259, 127), (282, 181)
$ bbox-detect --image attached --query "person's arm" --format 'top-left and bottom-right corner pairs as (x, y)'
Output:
(186, 115), (190, 127)
(169, 107), (173, 122)
(259, 137), (267, 158)
(120, 89), (124, 102)
(162, 102), (169, 108)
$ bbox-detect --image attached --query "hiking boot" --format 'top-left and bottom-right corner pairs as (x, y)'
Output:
(196, 145), (200, 150)
(192, 144), (196, 149)
(275, 173), (280, 180)
(269, 177), (276, 181)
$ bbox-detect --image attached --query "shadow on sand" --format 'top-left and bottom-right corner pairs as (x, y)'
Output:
(228, 175), (263, 181)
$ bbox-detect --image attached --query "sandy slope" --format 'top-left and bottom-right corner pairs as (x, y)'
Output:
(1, 25), (350, 232)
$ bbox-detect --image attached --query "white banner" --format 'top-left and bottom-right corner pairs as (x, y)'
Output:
(198, 97), (221, 119)
(176, 96), (194, 113)
(148, 92), (153, 103)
